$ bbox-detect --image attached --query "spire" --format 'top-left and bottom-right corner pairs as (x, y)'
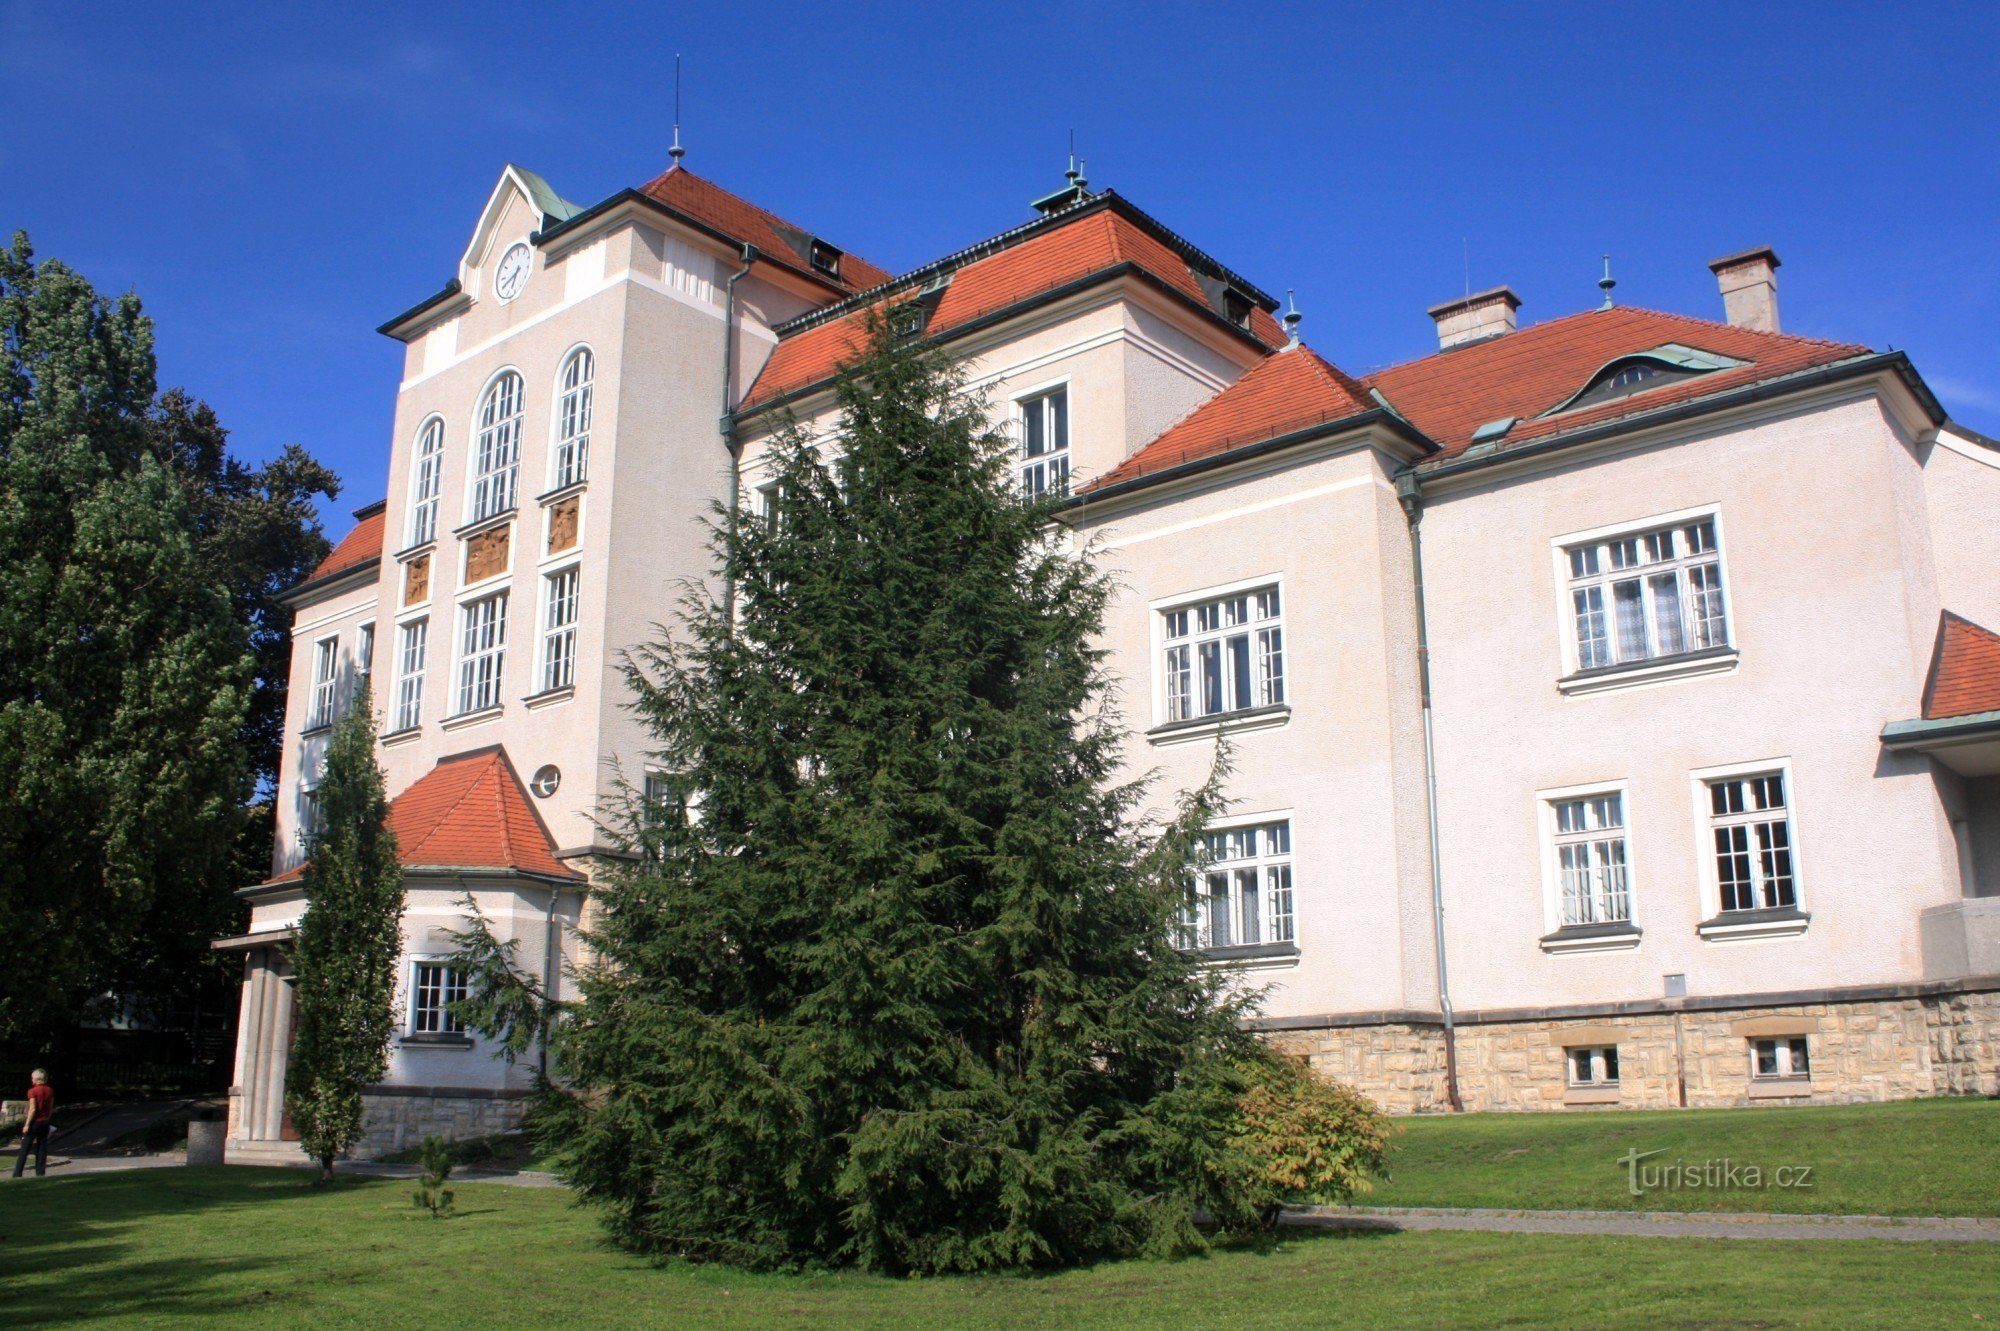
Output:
(1598, 253), (1616, 310)
(1030, 134), (1093, 216)
(668, 54), (686, 165)
(1282, 289), (1303, 348)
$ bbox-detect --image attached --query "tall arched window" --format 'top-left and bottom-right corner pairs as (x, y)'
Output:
(553, 348), (593, 490)
(408, 417), (443, 546)
(471, 371), (523, 522)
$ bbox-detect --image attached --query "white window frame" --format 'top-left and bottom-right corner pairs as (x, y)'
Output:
(1015, 382), (1070, 499)
(408, 960), (469, 1037)
(296, 783), (321, 851)
(356, 622), (375, 688)
(1178, 811), (1298, 954)
(550, 345), (593, 492)
(1537, 781), (1636, 933)
(538, 564), (579, 694)
(407, 416), (444, 547)
(469, 369), (524, 523)
(394, 617), (428, 732)
(1750, 1036), (1810, 1081)
(306, 636), (338, 731)
(1690, 757), (1808, 939)
(1566, 1045), (1620, 1087)
(454, 591), (509, 717)
(1154, 578), (1286, 727)
(1550, 505), (1736, 685)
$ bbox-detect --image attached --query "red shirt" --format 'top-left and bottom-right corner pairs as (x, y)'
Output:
(25, 1084), (53, 1122)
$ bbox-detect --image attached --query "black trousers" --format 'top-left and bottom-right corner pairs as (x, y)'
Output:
(12, 1122), (49, 1177)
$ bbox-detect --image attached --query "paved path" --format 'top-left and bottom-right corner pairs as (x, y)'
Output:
(1290, 1204), (2000, 1244)
(334, 1160), (566, 1189)
(0, 1151), (185, 1180)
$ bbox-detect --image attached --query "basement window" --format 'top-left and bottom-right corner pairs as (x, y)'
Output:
(1567, 1046), (1619, 1087)
(1751, 1036), (1810, 1081)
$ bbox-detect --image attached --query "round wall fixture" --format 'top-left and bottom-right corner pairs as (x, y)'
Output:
(529, 765), (561, 799)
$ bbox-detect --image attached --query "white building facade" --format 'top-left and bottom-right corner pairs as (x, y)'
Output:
(221, 160), (2000, 1158)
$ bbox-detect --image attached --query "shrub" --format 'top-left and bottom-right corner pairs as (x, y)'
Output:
(1231, 1054), (1389, 1220)
(412, 1135), (455, 1218)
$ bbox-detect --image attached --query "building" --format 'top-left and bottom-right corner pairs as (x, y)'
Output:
(219, 156), (2000, 1160)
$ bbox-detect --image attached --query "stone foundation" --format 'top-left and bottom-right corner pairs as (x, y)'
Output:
(1263, 975), (2000, 1113)
(353, 1086), (531, 1158)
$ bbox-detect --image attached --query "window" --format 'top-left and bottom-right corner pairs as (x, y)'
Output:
(296, 784), (321, 850)
(540, 566), (578, 693)
(1565, 517), (1728, 671)
(1751, 1037), (1809, 1080)
(1551, 792), (1631, 926)
(1181, 821), (1294, 950)
(455, 592), (508, 715)
(809, 239), (841, 277)
(471, 372), (523, 522)
(394, 619), (428, 732)
(1567, 1046), (1619, 1087)
(410, 962), (468, 1036)
(306, 637), (338, 730)
(1708, 773), (1796, 912)
(1018, 388), (1069, 498)
(1561, 358), (1707, 412)
(553, 348), (593, 490)
(356, 623), (374, 686)
(1163, 587), (1285, 723)
(409, 418), (443, 546)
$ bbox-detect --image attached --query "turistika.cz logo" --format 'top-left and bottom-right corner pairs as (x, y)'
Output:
(1618, 1148), (1816, 1197)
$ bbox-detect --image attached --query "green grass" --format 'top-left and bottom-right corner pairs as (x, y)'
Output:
(3, 1169), (1997, 1329)
(1368, 1095), (2000, 1216)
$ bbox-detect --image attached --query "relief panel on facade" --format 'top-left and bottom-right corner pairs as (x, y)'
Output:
(404, 553), (431, 605)
(465, 525), (511, 584)
(548, 496), (580, 555)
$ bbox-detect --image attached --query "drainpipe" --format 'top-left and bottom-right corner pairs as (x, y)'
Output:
(539, 884), (562, 1081)
(1397, 470), (1464, 1113)
(719, 244), (757, 625)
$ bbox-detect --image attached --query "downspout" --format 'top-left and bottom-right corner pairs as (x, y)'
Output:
(539, 884), (561, 1081)
(1397, 470), (1464, 1113)
(719, 244), (757, 625)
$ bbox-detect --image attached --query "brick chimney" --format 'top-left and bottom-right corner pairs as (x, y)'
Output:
(1427, 286), (1520, 350)
(1708, 247), (1781, 333)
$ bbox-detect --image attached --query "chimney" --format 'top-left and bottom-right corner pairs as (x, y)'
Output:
(1427, 286), (1520, 350)
(1707, 246), (1781, 333)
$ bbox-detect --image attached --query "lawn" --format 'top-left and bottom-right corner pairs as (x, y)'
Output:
(1369, 1095), (2000, 1216)
(3, 1169), (1998, 1329)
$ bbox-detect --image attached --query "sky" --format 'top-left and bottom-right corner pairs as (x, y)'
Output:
(7, 1), (1998, 532)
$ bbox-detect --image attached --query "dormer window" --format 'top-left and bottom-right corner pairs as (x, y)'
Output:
(1549, 346), (1747, 415)
(1223, 289), (1254, 330)
(809, 240), (842, 278)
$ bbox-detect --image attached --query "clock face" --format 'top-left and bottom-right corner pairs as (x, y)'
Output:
(495, 242), (531, 302)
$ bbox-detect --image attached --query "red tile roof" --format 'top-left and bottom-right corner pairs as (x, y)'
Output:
(637, 166), (891, 295)
(1089, 346), (1384, 490)
(268, 747), (581, 885)
(1365, 307), (1872, 462)
(1924, 612), (2000, 720)
(741, 202), (1286, 410)
(306, 504), (385, 584)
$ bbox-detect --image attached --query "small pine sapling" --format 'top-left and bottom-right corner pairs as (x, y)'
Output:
(412, 1135), (456, 1218)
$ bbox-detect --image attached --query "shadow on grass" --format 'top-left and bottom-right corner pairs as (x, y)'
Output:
(0, 1167), (362, 1327)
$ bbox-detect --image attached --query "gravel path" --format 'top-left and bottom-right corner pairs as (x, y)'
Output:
(1289, 1204), (2000, 1243)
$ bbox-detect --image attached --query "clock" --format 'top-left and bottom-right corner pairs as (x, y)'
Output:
(494, 242), (532, 302)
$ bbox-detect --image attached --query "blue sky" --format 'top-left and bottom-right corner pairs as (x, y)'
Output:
(7, 2), (1997, 528)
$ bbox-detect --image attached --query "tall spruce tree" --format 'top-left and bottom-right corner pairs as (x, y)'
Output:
(0, 232), (256, 1043)
(286, 684), (402, 1180)
(544, 314), (1267, 1272)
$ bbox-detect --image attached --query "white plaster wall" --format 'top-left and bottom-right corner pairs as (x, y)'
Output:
(1921, 428), (2000, 631)
(1418, 393), (1965, 1010)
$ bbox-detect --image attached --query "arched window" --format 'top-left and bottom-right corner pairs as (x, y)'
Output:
(1557, 357), (1709, 413)
(471, 371), (523, 521)
(553, 348), (593, 490)
(408, 418), (443, 546)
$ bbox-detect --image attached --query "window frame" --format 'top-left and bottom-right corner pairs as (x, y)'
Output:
(1537, 780), (1639, 941)
(468, 368), (525, 524)
(296, 782), (321, 851)
(1749, 1036), (1811, 1081)
(1177, 810), (1299, 960)
(1689, 757), (1809, 938)
(538, 563), (580, 695)
(1549, 505), (1738, 689)
(454, 590), (510, 718)
(356, 622), (375, 689)
(1566, 1045), (1620, 1088)
(407, 416), (445, 548)
(393, 616), (428, 733)
(408, 959), (470, 1038)
(306, 636), (339, 731)
(1151, 575), (1288, 732)
(549, 345), (594, 493)
(1014, 381), (1071, 499)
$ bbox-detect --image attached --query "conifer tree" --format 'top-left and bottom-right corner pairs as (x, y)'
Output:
(543, 314), (1268, 1272)
(286, 684), (402, 1180)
